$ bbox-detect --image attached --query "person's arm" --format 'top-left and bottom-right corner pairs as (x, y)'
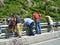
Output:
(14, 18), (16, 22)
(8, 20), (11, 25)
(45, 16), (48, 18)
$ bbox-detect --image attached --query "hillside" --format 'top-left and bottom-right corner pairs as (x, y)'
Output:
(0, 0), (60, 22)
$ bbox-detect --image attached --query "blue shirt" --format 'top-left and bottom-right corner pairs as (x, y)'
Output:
(24, 18), (34, 25)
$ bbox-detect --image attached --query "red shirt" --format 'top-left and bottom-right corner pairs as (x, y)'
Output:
(33, 13), (41, 21)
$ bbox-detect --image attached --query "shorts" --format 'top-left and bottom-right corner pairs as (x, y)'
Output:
(50, 20), (54, 25)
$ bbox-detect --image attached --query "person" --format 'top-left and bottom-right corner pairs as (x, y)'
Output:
(24, 18), (35, 36)
(32, 12), (41, 34)
(45, 14), (54, 32)
(8, 17), (15, 33)
(13, 13), (23, 37)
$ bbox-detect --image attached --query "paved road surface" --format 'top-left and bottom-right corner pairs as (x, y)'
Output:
(31, 38), (60, 45)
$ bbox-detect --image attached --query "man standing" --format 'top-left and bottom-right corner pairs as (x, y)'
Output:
(32, 12), (41, 34)
(24, 18), (35, 36)
(13, 13), (22, 37)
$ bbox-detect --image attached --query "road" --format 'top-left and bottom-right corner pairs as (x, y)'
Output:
(31, 38), (60, 45)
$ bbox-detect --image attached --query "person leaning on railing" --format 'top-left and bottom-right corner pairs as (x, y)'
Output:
(8, 18), (16, 33)
(24, 18), (35, 36)
(45, 14), (54, 32)
(12, 13), (23, 38)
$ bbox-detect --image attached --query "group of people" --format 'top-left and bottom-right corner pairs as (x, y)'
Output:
(7, 12), (54, 38)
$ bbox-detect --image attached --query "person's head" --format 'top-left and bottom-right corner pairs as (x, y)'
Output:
(13, 13), (17, 15)
(45, 14), (49, 16)
(32, 11), (37, 15)
(32, 11), (35, 15)
(11, 13), (17, 17)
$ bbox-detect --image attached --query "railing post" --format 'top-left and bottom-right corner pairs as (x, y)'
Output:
(4, 18), (7, 25)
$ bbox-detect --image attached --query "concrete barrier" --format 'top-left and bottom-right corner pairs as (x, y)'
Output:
(0, 31), (60, 45)
(22, 31), (60, 45)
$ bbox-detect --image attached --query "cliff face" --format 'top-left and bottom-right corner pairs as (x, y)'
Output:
(0, 0), (60, 22)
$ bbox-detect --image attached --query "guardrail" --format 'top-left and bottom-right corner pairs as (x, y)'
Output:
(0, 18), (60, 38)
(0, 22), (60, 30)
(0, 25), (8, 30)
(0, 18), (7, 25)
(0, 17), (60, 29)
(41, 22), (60, 26)
(0, 22), (60, 38)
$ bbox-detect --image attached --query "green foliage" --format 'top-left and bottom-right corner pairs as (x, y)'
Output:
(0, 0), (60, 22)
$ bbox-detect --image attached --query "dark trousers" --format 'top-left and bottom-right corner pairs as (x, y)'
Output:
(47, 22), (51, 32)
(27, 22), (35, 36)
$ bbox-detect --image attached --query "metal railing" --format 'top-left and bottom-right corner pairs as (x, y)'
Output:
(0, 22), (60, 30)
(0, 18), (60, 30)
